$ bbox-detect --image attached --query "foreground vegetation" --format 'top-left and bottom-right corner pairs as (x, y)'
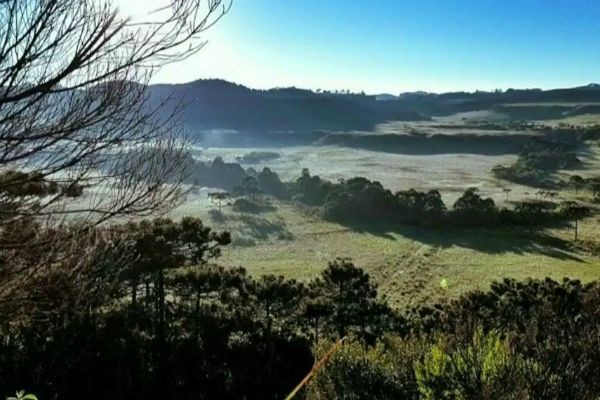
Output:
(2, 229), (598, 399)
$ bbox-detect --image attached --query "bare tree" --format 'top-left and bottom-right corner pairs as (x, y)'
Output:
(0, 0), (229, 315)
(0, 0), (229, 233)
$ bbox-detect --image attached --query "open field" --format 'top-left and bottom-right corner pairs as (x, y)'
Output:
(171, 119), (600, 308)
(351, 119), (543, 136)
(502, 102), (600, 107)
(540, 113), (600, 127)
(197, 145), (528, 205)
(172, 200), (600, 308)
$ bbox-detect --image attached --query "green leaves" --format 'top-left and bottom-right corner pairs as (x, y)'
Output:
(6, 391), (38, 400)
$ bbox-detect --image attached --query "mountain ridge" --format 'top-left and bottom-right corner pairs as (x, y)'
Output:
(147, 79), (600, 132)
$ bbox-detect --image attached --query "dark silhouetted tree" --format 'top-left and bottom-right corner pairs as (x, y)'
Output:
(208, 191), (231, 212)
(308, 258), (392, 341)
(569, 175), (585, 195)
(561, 201), (591, 241)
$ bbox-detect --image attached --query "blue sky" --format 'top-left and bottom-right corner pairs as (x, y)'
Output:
(119, 0), (600, 93)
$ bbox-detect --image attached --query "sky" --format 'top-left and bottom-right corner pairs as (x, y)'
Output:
(116, 0), (600, 94)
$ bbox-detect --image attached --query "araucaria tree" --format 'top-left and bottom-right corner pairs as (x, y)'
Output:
(561, 201), (591, 241)
(0, 0), (229, 314)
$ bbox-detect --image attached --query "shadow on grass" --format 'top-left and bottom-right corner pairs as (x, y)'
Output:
(342, 221), (585, 262)
(234, 214), (294, 241)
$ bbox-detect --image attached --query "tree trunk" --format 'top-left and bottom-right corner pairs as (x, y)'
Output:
(131, 279), (137, 307)
(157, 268), (165, 342)
(194, 288), (201, 343)
(145, 279), (151, 309)
(314, 317), (319, 362)
(154, 268), (167, 399)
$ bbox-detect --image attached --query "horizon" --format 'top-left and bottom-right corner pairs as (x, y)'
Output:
(149, 76), (600, 96)
(116, 0), (600, 93)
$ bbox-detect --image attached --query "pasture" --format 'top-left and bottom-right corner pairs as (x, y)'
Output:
(170, 116), (600, 308)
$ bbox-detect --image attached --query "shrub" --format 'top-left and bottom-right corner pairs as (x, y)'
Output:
(231, 198), (276, 214)
(235, 151), (280, 164)
(415, 329), (533, 400)
(309, 337), (421, 400)
(231, 234), (257, 247)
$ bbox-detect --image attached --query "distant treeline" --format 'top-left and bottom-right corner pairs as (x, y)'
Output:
(182, 155), (583, 229)
(292, 170), (573, 228)
(319, 124), (600, 156)
(492, 125), (600, 188)
(147, 79), (600, 132)
(148, 79), (428, 132)
(317, 132), (536, 155)
(184, 155), (286, 197)
(395, 83), (600, 117)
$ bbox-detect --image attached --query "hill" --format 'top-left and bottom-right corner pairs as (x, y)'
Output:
(147, 79), (429, 131)
(147, 79), (600, 133)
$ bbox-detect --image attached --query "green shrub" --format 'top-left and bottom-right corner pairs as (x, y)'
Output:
(415, 329), (529, 400)
(309, 337), (421, 400)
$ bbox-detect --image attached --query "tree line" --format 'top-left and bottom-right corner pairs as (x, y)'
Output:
(292, 170), (586, 231)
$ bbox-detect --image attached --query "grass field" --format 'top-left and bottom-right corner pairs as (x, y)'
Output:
(173, 118), (600, 308)
(172, 199), (600, 308)
(198, 145), (528, 205)
(541, 114), (600, 127)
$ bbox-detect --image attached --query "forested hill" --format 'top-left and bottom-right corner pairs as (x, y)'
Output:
(393, 83), (600, 117)
(147, 79), (429, 131)
(147, 79), (600, 131)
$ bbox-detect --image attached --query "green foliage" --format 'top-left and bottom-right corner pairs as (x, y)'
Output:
(569, 174), (585, 194)
(208, 191), (231, 211)
(256, 167), (287, 198)
(451, 187), (497, 225)
(233, 176), (262, 199)
(306, 258), (395, 341)
(560, 201), (591, 240)
(293, 168), (335, 206)
(6, 391), (38, 400)
(408, 278), (600, 398)
(414, 329), (525, 400)
(186, 156), (249, 191)
(294, 170), (565, 228)
(309, 338), (421, 400)
(3, 244), (600, 400)
(492, 137), (581, 187)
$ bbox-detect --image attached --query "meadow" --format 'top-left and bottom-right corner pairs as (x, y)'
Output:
(198, 145), (525, 204)
(173, 120), (600, 308)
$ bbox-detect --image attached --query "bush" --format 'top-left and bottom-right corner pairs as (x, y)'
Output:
(231, 234), (257, 247)
(235, 151), (280, 164)
(257, 167), (287, 198)
(415, 329), (533, 400)
(310, 338), (421, 400)
(231, 198), (276, 214)
(492, 137), (581, 187)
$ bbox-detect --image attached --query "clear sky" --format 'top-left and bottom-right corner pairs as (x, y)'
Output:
(117, 0), (600, 94)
